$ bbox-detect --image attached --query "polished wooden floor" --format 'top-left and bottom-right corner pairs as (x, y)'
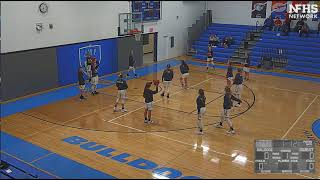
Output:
(1, 61), (320, 179)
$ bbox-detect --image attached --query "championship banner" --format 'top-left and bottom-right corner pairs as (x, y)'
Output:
(251, 1), (267, 18)
(271, 1), (288, 19)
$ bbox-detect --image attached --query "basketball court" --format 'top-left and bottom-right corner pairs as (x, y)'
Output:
(1, 1), (320, 179)
(1, 57), (319, 179)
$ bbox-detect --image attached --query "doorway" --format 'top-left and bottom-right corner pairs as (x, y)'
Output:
(142, 32), (157, 65)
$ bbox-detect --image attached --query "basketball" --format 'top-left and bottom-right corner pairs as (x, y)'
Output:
(3, 2), (319, 179)
(153, 80), (160, 86)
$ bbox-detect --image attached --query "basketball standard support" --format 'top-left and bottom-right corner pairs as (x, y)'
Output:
(118, 12), (144, 37)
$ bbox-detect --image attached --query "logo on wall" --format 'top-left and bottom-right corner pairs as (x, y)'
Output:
(271, 1), (288, 20)
(251, 1), (267, 18)
(78, 44), (102, 67)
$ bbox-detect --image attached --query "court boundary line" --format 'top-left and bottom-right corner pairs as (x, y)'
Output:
(0, 150), (61, 179)
(4, 64), (316, 178)
(187, 66), (320, 96)
(108, 121), (315, 179)
(281, 95), (319, 139)
(250, 84), (320, 96)
(29, 152), (55, 164)
(17, 74), (255, 134)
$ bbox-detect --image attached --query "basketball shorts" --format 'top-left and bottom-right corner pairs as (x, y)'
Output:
(198, 107), (206, 117)
(182, 73), (189, 78)
(234, 84), (243, 95)
(145, 102), (154, 111)
(117, 90), (127, 100)
(91, 76), (99, 85)
(163, 81), (171, 87)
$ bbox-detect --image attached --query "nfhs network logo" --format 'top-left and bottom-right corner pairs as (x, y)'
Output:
(288, 4), (319, 19)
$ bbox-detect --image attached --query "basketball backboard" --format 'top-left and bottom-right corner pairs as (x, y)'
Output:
(118, 12), (144, 36)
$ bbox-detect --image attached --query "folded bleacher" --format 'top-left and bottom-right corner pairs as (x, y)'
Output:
(192, 23), (253, 63)
(250, 30), (320, 75)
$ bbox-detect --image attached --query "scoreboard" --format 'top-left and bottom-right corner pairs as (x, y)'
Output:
(255, 140), (315, 173)
(131, 1), (161, 22)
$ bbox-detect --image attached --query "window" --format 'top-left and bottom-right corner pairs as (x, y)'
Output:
(170, 36), (174, 48)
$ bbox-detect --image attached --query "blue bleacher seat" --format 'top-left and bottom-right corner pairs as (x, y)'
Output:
(250, 29), (320, 75)
(192, 23), (320, 75)
(192, 23), (253, 63)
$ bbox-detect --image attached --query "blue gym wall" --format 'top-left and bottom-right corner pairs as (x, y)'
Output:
(0, 36), (144, 101)
(56, 38), (118, 86)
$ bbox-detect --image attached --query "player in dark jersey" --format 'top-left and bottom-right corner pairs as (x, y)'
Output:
(161, 64), (174, 98)
(85, 55), (92, 81)
(196, 89), (206, 135)
(243, 52), (250, 81)
(206, 45), (215, 71)
(114, 73), (129, 112)
(179, 60), (190, 89)
(143, 82), (159, 124)
(233, 68), (244, 107)
(226, 61), (233, 87)
(215, 86), (242, 134)
(127, 50), (137, 77)
(78, 67), (87, 100)
(91, 58), (99, 95)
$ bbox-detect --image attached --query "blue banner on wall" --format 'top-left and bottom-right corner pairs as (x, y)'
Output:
(57, 39), (118, 86)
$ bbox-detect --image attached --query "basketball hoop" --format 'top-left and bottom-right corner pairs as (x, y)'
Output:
(129, 29), (142, 41)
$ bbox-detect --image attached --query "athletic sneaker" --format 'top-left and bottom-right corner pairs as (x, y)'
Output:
(161, 93), (164, 97)
(121, 108), (127, 112)
(215, 123), (223, 128)
(167, 94), (169, 98)
(235, 103), (241, 107)
(113, 107), (118, 112)
(144, 120), (148, 124)
(80, 95), (86, 100)
(91, 92), (95, 96)
(226, 129), (235, 134)
(197, 130), (204, 135)
(134, 74), (137, 77)
(94, 91), (99, 95)
(148, 119), (154, 124)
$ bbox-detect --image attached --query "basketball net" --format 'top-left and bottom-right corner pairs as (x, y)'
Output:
(129, 29), (142, 41)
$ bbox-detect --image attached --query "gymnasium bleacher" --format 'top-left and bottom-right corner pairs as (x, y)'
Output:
(251, 30), (320, 75)
(192, 23), (320, 76)
(192, 23), (253, 63)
